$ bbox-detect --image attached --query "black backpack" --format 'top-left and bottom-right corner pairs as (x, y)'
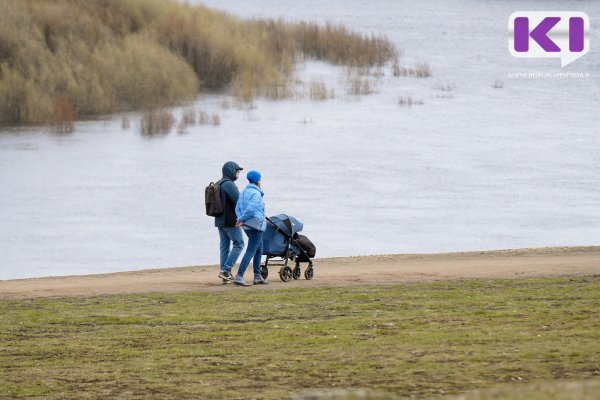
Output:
(205, 181), (224, 217)
(293, 234), (316, 260)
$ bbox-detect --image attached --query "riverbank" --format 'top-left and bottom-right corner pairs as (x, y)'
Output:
(1, 246), (598, 299)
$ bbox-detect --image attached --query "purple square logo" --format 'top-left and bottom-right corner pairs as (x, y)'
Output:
(509, 11), (590, 67)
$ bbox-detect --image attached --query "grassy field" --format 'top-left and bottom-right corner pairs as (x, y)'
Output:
(1, 277), (599, 399)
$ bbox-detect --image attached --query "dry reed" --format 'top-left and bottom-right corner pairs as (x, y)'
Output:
(394, 63), (432, 78)
(140, 107), (175, 135)
(181, 108), (197, 125)
(0, 0), (398, 126)
(50, 96), (75, 133)
(121, 116), (131, 130)
(347, 77), (373, 95)
(398, 96), (424, 107)
(198, 111), (209, 125)
(309, 79), (334, 101)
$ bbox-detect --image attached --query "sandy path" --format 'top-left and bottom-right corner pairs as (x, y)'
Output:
(1, 246), (598, 299)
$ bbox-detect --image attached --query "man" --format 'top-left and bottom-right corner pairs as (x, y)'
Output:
(215, 161), (244, 282)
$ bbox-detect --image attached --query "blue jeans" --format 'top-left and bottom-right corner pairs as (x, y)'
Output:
(218, 227), (244, 273)
(236, 229), (263, 277)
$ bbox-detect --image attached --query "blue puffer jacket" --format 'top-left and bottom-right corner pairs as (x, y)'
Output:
(235, 183), (266, 231)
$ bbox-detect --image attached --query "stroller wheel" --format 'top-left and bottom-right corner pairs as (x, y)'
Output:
(304, 268), (314, 280)
(279, 266), (293, 282)
(292, 267), (301, 280)
(261, 266), (269, 279)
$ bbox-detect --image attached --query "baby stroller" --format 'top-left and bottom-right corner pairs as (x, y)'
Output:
(261, 214), (316, 282)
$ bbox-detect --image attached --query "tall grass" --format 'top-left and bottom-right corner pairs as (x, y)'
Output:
(140, 107), (175, 135)
(0, 0), (398, 126)
(50, 97), (75, 133)
(309, 79), (334, 100)
(393, 62), (432, 78)
(347, 77), (374, 95)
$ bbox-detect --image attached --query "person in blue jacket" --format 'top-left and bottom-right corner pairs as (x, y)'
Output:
(234, 170), (268, 286)
(215, 161), (244, 282)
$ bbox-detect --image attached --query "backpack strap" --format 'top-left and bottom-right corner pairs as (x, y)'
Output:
(216, 179), (231, 204)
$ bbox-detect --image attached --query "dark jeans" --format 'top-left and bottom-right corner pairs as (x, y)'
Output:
(218, 227), (244, 273)
(236, 228), (263, 277)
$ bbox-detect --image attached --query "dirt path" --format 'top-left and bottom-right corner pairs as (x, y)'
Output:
(1, 246), (598, 299)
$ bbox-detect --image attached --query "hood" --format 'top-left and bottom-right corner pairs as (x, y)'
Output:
(221, 161), (241, 181)
(246, 183), (264, 197)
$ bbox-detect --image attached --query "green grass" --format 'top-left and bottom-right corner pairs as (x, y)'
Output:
(1, 277), (599, 399)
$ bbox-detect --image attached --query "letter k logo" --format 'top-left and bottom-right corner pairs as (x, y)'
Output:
(514, 17), (561, 52)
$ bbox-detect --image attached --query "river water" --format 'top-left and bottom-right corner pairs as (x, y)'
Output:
(1, 0), (598, 280)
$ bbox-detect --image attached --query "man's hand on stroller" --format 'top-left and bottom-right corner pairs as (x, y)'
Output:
(235, 221), (243, 228)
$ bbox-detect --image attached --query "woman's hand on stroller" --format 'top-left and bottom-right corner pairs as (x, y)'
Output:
(235, 221), (243, 228)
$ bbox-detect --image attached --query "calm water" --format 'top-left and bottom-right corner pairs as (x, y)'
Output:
(1, 0), (598, 280)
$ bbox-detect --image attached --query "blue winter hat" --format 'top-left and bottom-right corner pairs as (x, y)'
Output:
(247, 170), (261, 184)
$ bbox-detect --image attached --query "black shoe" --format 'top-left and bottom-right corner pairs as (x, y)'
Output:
(218, 270), (233, 281)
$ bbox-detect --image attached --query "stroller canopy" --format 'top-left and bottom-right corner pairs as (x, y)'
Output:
(262, 214), (303, 255)
(269, 214), (303, 235)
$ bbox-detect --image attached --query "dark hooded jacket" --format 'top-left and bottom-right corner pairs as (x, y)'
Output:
(215, 161), (241, 228)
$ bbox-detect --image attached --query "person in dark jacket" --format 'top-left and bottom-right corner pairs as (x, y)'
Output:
(215, 161), (244, 282)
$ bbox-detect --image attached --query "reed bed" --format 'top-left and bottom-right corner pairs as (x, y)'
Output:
(392, 59), (432, 78)
(121, 116), (131, 130)
(0, 0), (398, 126)
(140, 107), (175, 135)
(309, 79), (335, 101)
(198, 111), (209, 125)
(431, 83), (454, 99)
(347, 76), (374, 95)
(181, 108), (197, 126)
(398, 96), (424, 107)
(50, 97), (75, 133)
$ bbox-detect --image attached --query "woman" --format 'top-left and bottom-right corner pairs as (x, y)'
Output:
(234, 170), (268, 286)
